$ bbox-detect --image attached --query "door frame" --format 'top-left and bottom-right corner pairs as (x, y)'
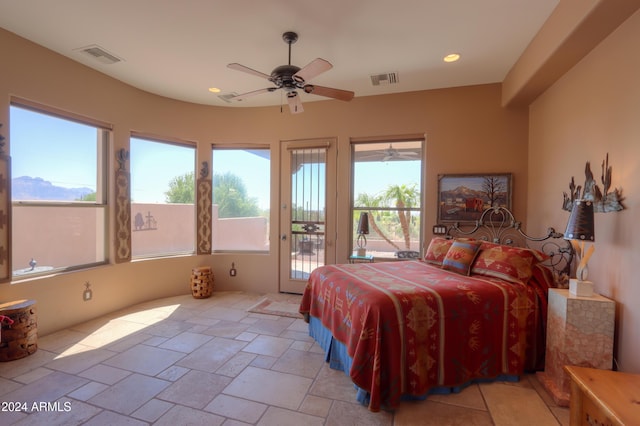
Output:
(279, 138), (337, 294)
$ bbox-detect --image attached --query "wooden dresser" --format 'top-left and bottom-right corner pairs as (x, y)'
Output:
(565, 365), (640, 425)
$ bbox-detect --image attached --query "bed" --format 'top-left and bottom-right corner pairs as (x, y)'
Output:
(299, 207), (571, 412)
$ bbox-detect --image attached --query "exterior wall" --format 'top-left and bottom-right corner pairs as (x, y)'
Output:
(0, 27), (528, 335)
(527, 9), (640, 373)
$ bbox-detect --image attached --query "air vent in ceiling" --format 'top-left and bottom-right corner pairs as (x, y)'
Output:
(218, 93), (239, 103)
(75, 45), (123, 64)
(370, 72), (399, 86)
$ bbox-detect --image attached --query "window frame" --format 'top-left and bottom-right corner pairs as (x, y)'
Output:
(9, 100), (111, 279)
(211, 144), (271, 254)
(350, 136), (425, 260)
(129, 133), (197, 259)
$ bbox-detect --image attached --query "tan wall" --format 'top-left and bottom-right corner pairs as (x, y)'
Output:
(0, 28), (528, 335)
(527, 9), (640, 373)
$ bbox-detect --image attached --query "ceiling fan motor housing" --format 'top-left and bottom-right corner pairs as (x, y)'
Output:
(270, 64), (302, 90)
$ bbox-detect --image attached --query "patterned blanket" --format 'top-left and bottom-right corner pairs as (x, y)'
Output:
(299, 260), (550, 411)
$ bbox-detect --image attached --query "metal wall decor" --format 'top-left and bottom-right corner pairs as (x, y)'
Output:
(197, 161), (212, 254)
(115, 148), (132, 263)
(0, 123), (10, 282)
(562, 153), (624, 213)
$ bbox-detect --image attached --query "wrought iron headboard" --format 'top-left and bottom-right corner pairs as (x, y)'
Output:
(446, 206), (573, 281)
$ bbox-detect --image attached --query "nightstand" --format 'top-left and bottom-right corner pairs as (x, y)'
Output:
(537, 288), (615, 406)
(349, 254), (374, 263)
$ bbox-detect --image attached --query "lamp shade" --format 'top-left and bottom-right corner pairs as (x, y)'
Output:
(564, 199), (595, 241)
(357, 212), (370, 235)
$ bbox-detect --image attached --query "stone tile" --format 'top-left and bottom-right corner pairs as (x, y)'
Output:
(204, 320), (250, 338)
(154, 404), (225, 426)
(308, 363), (357, 403)
(394, 399), (492, 426)
(427, 383), (487, 411)
(83, 409), (149, 426)
(103, 344), (184, 375)
(68, 381), (109, 401)
(78, 363), (131, 385)
(76, 319), (149, 348)
(12, 367), (54, 385)
(235, 331), (258, 342)
(223, 366), (313, 410)
(131, 398), (174, 422)
(177, 337), (246, 372)
(271, 347), (325, 378)
(241, 335), (293, 358)
(216, 351), (257, 377)
(157, 365), (190, 381)
(37, 329), (88, 353)
(250, 354), (278, 369)
(257, 406), (324, 426)
(158, 330), (213, 353)
(247, 317), (296, 336)
(145, 318), (195, 338)
(0, 376), (24, 396)
(480, 382), (559, 426)
(10, 397), (102, 426)
(46, 347), (117, 374)
(204, 393), (268, 423)
(88, 373), (170, 415)
(157, 369), (231, 409)
(299, 394), (333, 418)
(0, 348), (57, 379)
(2, 371), (88, 403)
(200, 306), (249, 322)
(325, 400), (393, 426)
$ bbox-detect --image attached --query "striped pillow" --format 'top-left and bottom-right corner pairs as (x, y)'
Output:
(442, 240), (482, 275)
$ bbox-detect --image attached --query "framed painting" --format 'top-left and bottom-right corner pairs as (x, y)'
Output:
(437, 173), (512, 223)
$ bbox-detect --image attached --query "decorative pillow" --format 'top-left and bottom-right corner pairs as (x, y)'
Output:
(441, 240), (482, 275)
(471, 244), (549, 284)
(424, 237), (454, 266)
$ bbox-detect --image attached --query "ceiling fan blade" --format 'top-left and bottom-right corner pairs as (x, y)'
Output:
(230, 88), (274, 101)
(287, 92), (304, 114)
(227, 63), (270, 80)
(293, 58), (332, 83)
(303, 84), (354, 101)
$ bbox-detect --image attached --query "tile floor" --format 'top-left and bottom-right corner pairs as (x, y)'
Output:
(0, 291), (570, 425)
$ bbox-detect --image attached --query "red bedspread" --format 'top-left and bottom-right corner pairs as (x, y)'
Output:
(299, 260), (550, 411)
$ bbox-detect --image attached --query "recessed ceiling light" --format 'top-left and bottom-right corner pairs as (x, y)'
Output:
(208, 87), (221, 93)
(443, 53), (460, 63)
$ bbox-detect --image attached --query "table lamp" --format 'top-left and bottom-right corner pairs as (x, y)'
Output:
(356, 212), (370, 256)
(564, 199), (595, 296)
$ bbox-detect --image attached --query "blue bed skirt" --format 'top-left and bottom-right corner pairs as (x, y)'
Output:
(308, 316), (519, 408)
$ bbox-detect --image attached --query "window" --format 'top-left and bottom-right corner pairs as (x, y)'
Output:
(130, 136), (196, 257)
(211, 147), (270, 252)
(10, 103), (109, 278)
(351, 139), (423, 259)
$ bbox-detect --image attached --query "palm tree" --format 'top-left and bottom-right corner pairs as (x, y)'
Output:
(383, 184), (419, 250)
(354, 192), (401, 251)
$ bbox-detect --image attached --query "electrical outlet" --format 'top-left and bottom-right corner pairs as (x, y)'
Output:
(229, 262), (237, 277)
(83, 281), (92, 301)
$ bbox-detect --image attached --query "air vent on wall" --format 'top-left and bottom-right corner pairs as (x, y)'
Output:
(75, 44), (123, 64)
(370, 72), (399, 86)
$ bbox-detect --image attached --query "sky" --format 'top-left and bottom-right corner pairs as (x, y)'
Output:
(10, 105), (420, 209)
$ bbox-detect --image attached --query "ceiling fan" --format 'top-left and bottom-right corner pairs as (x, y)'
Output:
(227, 31), (354, 114)
(358, 144), (420, 161)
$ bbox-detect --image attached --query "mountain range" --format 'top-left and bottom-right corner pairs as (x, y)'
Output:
(12, 176), (94, 201)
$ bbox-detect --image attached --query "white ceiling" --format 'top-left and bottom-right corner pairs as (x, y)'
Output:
(0, 0), (559, 108)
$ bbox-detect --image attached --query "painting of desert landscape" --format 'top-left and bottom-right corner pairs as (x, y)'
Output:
(438, 173), (512, 222)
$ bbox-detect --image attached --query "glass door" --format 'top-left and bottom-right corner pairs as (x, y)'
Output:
(279, 139), (336, 294)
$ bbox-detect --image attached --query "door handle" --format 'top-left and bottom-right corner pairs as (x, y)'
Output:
(281, 234), (287, 241)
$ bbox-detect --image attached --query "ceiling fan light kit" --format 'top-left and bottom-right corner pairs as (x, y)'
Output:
(227, 31), (354, 114)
